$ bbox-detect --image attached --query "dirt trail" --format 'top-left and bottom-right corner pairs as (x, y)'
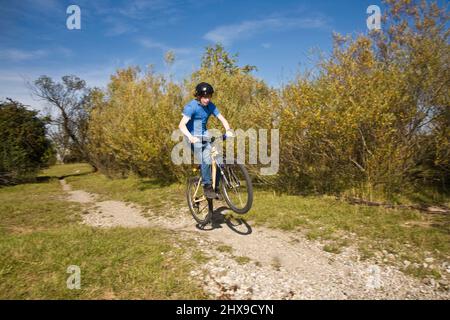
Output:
(60, 179), (449, 300)
(60, 179), (150, 227)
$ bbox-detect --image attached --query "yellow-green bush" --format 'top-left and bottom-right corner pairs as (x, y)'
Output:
(276, 0), (449, 199)
(85, 0), (449, 201)
(87, 67), (184, 181)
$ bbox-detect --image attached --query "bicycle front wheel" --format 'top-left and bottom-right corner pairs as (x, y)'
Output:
(187, 176), (212, 225)
(220, 163), (253, 214)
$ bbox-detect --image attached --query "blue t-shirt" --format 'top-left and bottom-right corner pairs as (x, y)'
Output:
(182, 99), (220, 136)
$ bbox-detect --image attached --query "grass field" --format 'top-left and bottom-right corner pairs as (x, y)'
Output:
(1, 163), (448, 299)
(0, 166), (207, 299)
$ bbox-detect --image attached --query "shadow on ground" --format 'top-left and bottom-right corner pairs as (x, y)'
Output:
(195, 205), (253, 235)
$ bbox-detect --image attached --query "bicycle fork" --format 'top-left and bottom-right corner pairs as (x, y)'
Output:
(192, 175), (214, 226)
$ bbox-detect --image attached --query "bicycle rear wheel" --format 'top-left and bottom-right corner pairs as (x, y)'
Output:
(220, 163), (253, 214)
(187, 176), (212, 225)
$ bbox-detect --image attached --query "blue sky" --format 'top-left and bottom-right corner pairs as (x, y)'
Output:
(0, 0), (386, 112)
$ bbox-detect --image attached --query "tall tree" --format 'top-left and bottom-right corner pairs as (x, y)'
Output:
(30, 75), (95, 168)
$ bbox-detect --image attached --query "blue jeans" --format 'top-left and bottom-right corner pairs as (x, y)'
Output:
(189, 141), (221, 188)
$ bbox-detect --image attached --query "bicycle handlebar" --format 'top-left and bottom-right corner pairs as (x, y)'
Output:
(211, 134), (228, 143)
(193, 133), (230, 144)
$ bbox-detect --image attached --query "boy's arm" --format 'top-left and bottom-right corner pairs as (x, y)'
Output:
(179, 115), (199, 144)
(217, 114), (233, 136)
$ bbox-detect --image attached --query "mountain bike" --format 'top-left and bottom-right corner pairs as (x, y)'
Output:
(186, 134), (253, 226)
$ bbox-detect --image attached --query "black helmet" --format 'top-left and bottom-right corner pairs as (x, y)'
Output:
(195, 82), (214, 97)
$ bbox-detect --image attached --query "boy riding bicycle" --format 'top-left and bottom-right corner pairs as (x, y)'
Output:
(178, 82), (234, 199)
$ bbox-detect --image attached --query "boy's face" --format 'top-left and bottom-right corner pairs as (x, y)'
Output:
(199, 94), (212, 106)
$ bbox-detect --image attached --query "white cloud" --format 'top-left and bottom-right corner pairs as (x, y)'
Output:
(103, 15), (138, 37)
(0, 47), (73, 62)
(204, 17), (329, 46)
(105, 22), (138, 36)
(30, 0), (61, 11)
(0, 49), (48, 62)
(137, 38), (168, 50)
(0, 71), (46, 112)
(55, 47), (74, 58)
(117, 0), (176, 19)
(137, 38), (192, 55)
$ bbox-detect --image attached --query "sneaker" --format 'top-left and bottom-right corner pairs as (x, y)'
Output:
(203, 184), (216, 199)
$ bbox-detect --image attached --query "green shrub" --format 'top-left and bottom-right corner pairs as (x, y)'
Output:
(0, 99), (54, 184)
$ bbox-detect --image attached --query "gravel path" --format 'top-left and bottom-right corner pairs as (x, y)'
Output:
(60, 179), (450, 300)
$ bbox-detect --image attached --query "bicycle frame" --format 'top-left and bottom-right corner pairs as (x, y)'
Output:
(192, 177), (204, 204)
(192, 141), (228, 203)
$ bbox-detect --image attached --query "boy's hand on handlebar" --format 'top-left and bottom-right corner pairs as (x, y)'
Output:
(225, 129), (235, 138)
(189, 136), (200, 144)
